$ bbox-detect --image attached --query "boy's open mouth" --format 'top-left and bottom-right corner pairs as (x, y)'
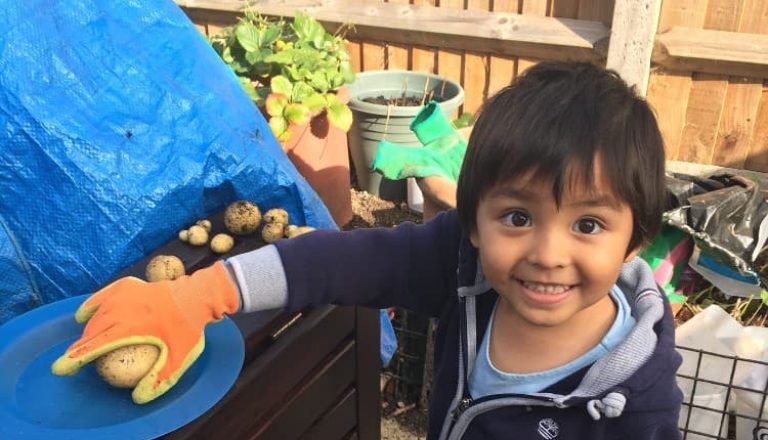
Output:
(516, 279), (576, 294)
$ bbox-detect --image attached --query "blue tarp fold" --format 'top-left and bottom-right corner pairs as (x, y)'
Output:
(0, 0), (335, 323)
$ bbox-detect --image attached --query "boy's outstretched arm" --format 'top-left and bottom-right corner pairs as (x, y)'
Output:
(232, 209), (462, 316)
(51, 209), (462, 403)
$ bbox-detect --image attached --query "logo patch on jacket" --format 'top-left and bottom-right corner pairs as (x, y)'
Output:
(537, 418), (559, 439)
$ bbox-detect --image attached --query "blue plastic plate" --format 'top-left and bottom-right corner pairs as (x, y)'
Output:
(0, 295), (244, 440)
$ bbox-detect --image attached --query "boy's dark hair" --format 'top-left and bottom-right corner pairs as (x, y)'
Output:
(456, 61), (666, 253)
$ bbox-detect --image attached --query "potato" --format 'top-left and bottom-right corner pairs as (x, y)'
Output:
(285, 225), (316, 239)
(95, 344), (160, 389)
(196, 219), (212, 232)
(224, 200), (261, 235)
(187, 225), (209, 246)
(261, 222), (285, 243)
(263, 208), (289, 225)
(145, 255), (185, 282)
(210, 233), (234, 254)
(178, 229), (189, 242)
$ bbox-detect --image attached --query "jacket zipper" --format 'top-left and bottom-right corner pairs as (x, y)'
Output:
(451, 397), (473, 421)
(452, 392), (557, 420)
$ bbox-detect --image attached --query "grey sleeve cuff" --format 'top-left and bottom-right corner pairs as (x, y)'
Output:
(226, 245), (288, 313)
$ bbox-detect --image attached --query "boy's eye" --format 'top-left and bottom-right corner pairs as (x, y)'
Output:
(574, 218), (602, 234)
(503, 211), (531, 227)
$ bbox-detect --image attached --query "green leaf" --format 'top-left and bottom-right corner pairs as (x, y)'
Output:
(309, 71), (330, 93)
(293, 12), (327, 49)
(244, 49), (263, 65)
(453, 112), (474, 129)
(262, 26), (282, 46)
(264, 49), (296, 65)
(284, 103), (311, 126)
(265, 93), (288, 117)
(292, 82), (316, 103)
(238, 76), (260, 102)
(221, 46), (234, 64)
(302, 93), (327, 113)
(341, 62), (355, 84)
(761, 289), (768, 305)
(268, 116), (289, 141)
(269, 75), (293, 96)
(235, 23), (262, 52)
(326, 94), (353, 132)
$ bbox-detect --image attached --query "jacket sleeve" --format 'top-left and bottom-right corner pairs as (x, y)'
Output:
(272, 209), (463, 317)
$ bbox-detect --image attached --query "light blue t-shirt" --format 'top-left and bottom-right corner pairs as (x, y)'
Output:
(468, 285), (635, 398)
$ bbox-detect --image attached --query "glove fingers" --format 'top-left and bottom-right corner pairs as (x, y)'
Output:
(132, 334), (205, 404)
(51, 329), (123, 376)
(74, 277), (146, 324)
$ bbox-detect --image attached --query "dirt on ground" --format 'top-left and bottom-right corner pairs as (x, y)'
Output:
(343, 189), (429, 439)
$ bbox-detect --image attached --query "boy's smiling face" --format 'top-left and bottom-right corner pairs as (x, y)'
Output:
(469, 159), (637, 329)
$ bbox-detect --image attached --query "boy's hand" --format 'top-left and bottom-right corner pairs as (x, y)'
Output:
(51, 261), (240, 404)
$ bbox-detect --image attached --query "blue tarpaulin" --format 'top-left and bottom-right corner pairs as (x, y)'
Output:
(0, 0), (336, 324)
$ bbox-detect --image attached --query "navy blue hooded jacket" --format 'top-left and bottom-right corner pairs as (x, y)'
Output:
(228, 209), (684, 440)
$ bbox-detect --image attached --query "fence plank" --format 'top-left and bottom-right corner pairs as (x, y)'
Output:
(517, 57), (538, 75)
(646, 0), (708, 161)
(647, 69), (691, 159)
(522, 0), (549, 16)
(437, 0), (465, 114)
(653, 27), (768, 79)
(490, 0), (520, 101)
(577, 0), (614, 26)
(386, 0), (411, 70)
(657, 0), (707, 32)
(462, 51), (487, 114)
(551, 0), (579, 18)
(744, 84), (768, 171)
(348, 41), (362, 73)
(493, 0), (520, 13)
(739, 0), (768, 35)
(703, 0), (743, 31)
(188, 0), (608, 61)
(362, 42), (387, 71)
(387, 43), (410, 70)
(677, 73), (728, 164)
(709, 0), (765, 168)
(462, 0), (492, 114)
(488, 56), (516, 97)
(710, 78), (763, 168)
(742, 0), (768, 171)
(713, 0), (768, 168)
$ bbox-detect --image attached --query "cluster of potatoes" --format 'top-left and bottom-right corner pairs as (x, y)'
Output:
(97, 200), (317, 391)
(222, 199), (316, 243)
(178, 218), (234, 254)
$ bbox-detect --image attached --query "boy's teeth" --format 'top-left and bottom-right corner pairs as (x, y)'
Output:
(522, 281), (570, 294)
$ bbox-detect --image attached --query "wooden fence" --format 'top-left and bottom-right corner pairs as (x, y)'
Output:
(178, 0), (768, 172)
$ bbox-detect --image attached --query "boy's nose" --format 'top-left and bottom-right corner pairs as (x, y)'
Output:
(526, 233), (570, 269)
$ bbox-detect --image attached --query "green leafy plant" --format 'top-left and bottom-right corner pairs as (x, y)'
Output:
(211, 10), (355, 142)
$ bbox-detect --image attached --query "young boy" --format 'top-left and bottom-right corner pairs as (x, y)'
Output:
(53, 61), (683, 439)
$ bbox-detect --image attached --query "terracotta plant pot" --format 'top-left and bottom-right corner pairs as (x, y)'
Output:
(282, 112), (353, 227)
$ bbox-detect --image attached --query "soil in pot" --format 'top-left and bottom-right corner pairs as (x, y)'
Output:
(363, 95), (446, 107)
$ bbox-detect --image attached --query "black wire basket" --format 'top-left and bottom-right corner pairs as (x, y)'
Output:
(677, 346), (768, 440)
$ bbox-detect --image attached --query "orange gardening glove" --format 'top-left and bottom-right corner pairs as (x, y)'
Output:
(51, 261), (240, 404)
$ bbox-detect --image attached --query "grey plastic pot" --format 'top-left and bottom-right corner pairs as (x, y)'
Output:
(347, 70), (464, 199)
